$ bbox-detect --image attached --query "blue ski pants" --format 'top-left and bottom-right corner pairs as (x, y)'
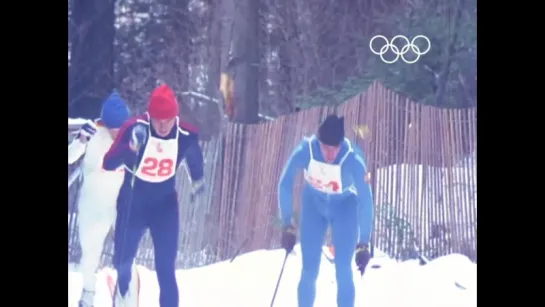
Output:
(298, 188), (359, 307)
(113, 186), (180, 307)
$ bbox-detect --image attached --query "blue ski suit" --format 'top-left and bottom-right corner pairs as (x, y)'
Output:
(278, 135), (374, 307)
(103, 113), (204, 307)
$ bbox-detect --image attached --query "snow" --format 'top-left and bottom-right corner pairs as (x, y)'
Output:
(69, 118), (89, 126)
(68, 245), (476, 307)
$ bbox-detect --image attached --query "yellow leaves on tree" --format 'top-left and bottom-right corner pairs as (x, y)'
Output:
(219, 72), (235, 120)
(353, 124), (371, 140)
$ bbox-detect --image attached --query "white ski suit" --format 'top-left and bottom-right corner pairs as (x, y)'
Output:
(68, 121), (125, 304)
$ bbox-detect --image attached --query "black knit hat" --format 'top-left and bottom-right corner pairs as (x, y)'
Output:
(318, 114), (345, 146)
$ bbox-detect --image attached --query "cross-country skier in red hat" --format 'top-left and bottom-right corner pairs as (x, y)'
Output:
(103, 84), (205, 307)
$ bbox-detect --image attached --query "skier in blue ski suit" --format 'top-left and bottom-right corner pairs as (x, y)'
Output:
(278, 114), (374, 307)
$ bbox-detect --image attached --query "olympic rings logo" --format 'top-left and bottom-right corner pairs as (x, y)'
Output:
(369, 35), (431, 64)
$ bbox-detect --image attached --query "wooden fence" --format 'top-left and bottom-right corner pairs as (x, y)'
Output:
(68, 81), (477, 270)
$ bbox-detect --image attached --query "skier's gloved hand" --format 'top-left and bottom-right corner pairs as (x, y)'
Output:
(281, 225), (297, 253)
(130, 124), (148, 152)
(190, 179), (205, 203)
(78, 120), (97, 143)
(355, 243), (371, 276)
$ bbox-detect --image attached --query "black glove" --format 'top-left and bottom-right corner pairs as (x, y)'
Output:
(190, 179), (205, 203)
(78, 120), (97, 142)
(355, 243), (371, 276)
(281, 225), (296, 253)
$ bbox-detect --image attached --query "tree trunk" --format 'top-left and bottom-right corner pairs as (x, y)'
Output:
(198, 0), (223, 139)
(275, 1), (297, 115)
(435, 0), (465, 107)
(206, 0), (222, 99)
(162, 0), (189, 90)
(229, 0), (260, 123)
(69, 0), (116, 119)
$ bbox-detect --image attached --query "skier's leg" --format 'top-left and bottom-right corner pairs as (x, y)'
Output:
(298, 190), (328, 307)
(113, 203), (146, 299)
(149, 197), (179, 307)
(330, 196), (359, 307)
(77, 200), (114, 306)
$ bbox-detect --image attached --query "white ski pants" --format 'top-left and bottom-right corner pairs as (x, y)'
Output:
(77, 196), (117, 293)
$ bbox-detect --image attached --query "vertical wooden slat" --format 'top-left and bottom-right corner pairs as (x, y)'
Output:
(415, 103), (425, 250)
(430, 106), (441, 258)
(406, 102), (418, 255)
(445, 109), (457, 254)
(421, 105), (431, 254)
(453, 109), (465, 254)
(375, 83), (388, 253)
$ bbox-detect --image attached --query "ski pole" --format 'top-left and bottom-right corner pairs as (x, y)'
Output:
(230, 226), (260, 263)
(111, 147), (141, 307)
(270, 251), (289, 307)
(230, 235), (250, 263)
(412, 242), (469, 290)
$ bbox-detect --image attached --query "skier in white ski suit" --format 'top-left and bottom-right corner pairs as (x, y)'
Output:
(68, 92), (131, 307)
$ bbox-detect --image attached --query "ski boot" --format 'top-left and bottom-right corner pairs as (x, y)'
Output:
(112, 284), (139, 307)
(78, 289), (95, 307)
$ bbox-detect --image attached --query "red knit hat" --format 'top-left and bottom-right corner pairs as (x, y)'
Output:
(148, 84), (179, 119)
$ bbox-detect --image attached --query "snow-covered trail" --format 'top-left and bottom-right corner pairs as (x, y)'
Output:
(68, 246), (476, 307)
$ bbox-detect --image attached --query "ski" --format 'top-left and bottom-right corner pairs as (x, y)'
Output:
(322, 245), (335, 264)
(104, 266), (141, 307)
